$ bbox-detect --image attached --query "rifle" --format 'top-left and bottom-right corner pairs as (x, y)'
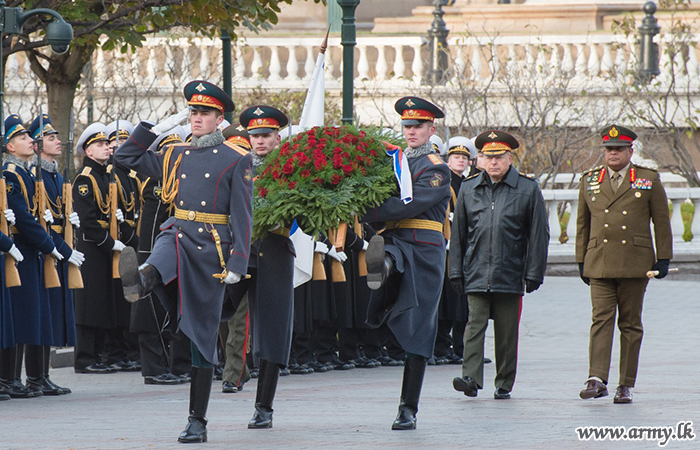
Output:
(0, 115), (22, 287)
(63, 109), (83, 289)
(110, 118), (120, 278)
(36, 108), (62, 288)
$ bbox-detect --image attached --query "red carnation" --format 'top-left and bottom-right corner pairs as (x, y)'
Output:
(258, 187), (268, 198)
(342, 165), (353, 176)
(301, 170), (311, 179)
(331, 174), (342, 185)
(289, 181), (297, 190)
(282, 161), (294, 175)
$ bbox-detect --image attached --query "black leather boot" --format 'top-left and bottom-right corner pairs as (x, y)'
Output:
(248, 359), (280, 429)
(178, 366), (214, 443)
(366, 235), (394, 290)
(42, 346), (71, 395)
(392, 356), (427, 430)
(0, 346), (41, 398)
(25, 345), (62, 395)
(120, 247), (162, 303)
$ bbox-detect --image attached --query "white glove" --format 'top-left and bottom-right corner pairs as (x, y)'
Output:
(43, 209), (54, 224)
(446, 240), (450, 251)
(449, 212), (454, 222)
(68, 249), (85, 267)
(327, 247), (347, 262)
(115, 209), (125, 223)
(362, 240), (369, 251)
(8, 244), (23, 262)
(152, 108), (190, 135)
(50, 248), (64, 261)
(68, 212), (80, 228)
(3, 209), (16, 226)
(112, 240), (126, 252)
(223, 271), (242, 284)
(314, 241), (329, 254)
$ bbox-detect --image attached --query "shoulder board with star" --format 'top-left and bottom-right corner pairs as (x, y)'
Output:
(518, 172), (535, 180)
(5, 163), (17, 173)
(223, 141), (250, 156)
(632, 162), (658, 172)
(157, 142), (188, 155)
(427, 154), (444, 165)
(581, 164), (604, 177)
(80, 166), (92, 176)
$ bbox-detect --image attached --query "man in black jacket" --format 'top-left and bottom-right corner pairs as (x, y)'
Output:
(449, 130), (548, 400)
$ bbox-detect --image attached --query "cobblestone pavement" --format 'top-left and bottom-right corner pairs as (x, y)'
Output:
(1, 277), (698, 449)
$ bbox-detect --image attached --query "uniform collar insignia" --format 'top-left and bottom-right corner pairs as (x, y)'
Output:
(253, 107), (265, 116)
(195, 83), (206, 92)
(404, 99), (415, 107)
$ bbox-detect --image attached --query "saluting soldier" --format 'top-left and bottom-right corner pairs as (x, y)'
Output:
(0, 114), (66, 397)
(115, 80), (253, 444)
(228, 105), (295, 428)
(577, 125), (672, 404)
(29, 113), (84, 395)
(72, 123), (127, 374)
(131, 126), (191, 385)
(363, 97), (451, 430)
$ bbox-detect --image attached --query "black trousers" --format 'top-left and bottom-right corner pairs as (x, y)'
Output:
(138, 332), (191, 377)
(74, 325), (107, 369)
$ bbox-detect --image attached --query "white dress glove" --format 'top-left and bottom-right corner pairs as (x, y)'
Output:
(8, 244), (23, 262)
(314, 241), (329, 254)
(152, 108), (190, 135)
(50, 248), (64, 261)
(68, 249), (85, 266)
(43, 209), (54, 224)
(68, 212), (81, 228)
(446, 240), (450, 251)
(362, 240), (369, 251)
(115, 209), (125, 223)
(112, 240), (126, 252)
(327, 247), (348, 262)
(4, 209), (16, 226)
(449, 212), (454, 222)
(223, 271), (242, 284)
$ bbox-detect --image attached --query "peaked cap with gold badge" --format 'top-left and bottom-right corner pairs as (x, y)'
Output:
(183, 80), (235, 113)
(239, 105), (289, 136)
(4, 114), (29, 141)
(105, 120), (135, 144)
(394, 96), (445, 126)
(446, 136), (475, 158)
(76, 122), (109, 154)
(600, 124), (637, 148)
(222, 123), (251, 150)
(29, 114), (59, 140)
(474, 130), (519, 156)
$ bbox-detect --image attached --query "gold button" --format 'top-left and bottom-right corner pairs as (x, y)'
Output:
(205, 173), (210, 178)
(604, 224), (609, 228)
(181, 174), (186, 179)
(213, 149), (218, 154)
(197, 246), (202, 250)
(178, 233), (183, 238)
(622, 225), (627, 230)
(603, 239), (608, 244)
(621, 240), (627, 245)
(604, 209), (609, 214)
(185, 150), (190, 155)
(179, 200), (184, 206)
(198, 228), (203, 233)
(622, 211), (627, 215)
(259, 252), (263, 257)
(201, 201), (206, 206)
(187, 210), (196, 221)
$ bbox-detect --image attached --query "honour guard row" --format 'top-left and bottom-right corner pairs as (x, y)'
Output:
(1, 78), (672, 444)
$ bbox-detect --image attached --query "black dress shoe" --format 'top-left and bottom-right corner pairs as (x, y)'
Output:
(110, 361), (140, 372)
(494, 388), (511, 399)
(579, 379), (608, 399)
(75, 363), (117, 374)
(613, 385), (632, 404)
(26, 376), (63, 395)
(44, 376), (71, 394)
(288, 363), (312, 375)
(222, 381), (238, 393)
(329, 359), (355, 371)
(144, 373), (182, 385)
(453, 376), (478, 397)
(304, 361), (330, 373)
(176, 373), (191, 383)
(249, 369), (259, 378)
(376, 355), (402, 367)
(0, 393), (9, 401)
(446, 354), (463, 365)
(279, 368), (290, 377)
(351, 357), (377, 369)
(0, 378), (42, 398)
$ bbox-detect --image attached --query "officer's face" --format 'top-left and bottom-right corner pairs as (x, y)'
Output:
(190, 110), (224, 137)
(6, 133), (34, 160)
(448, 153), (469, 175)
(484, 152), (512, 182)
(39, 133), (62, 158)
(402, 122), (435, 148)
(250, 132), (281, 157)
(85, 140), (111, 165)
(604, 145), (633, 172)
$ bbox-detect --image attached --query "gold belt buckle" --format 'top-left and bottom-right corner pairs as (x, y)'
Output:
(187, 210), (196, 221)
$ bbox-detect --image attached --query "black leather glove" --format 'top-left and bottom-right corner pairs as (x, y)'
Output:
(525, 279), (541, 293)
(578, 263), (590, 286)
(450, 278), (465, 296)
(652, 259), (670, 279)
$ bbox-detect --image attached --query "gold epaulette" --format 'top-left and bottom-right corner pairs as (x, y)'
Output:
(581, 165), (604, 176)
(427, 154), (444, 165)
(519, 172), (535, 180)
(223, 141), (250, 157)
(6, 163), (16, 173)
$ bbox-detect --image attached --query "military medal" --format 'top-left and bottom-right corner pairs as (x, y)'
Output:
(635, 192), (641, 198)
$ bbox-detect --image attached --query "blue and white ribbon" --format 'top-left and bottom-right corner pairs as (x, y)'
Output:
(386, 146), (413, 204)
